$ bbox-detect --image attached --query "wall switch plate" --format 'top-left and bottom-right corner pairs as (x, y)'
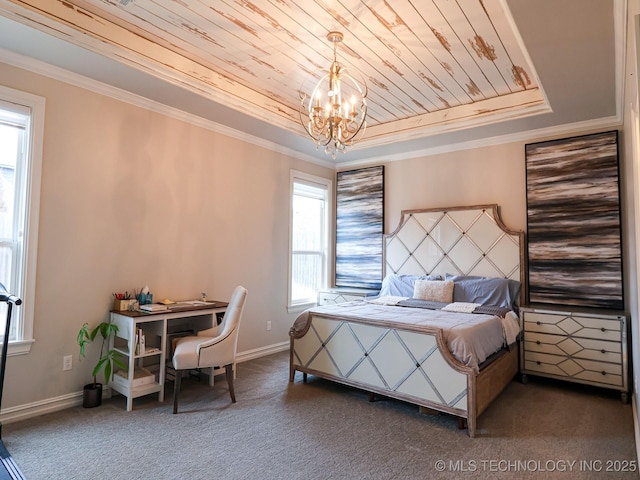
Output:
(266, 321), (272, 331)
(63, 355), (72, 371)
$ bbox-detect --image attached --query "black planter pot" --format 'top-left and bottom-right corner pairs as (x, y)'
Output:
(82, 383), (102, 408)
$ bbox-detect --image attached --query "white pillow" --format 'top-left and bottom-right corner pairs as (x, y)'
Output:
(379, 274), (443, 297)
(413, 280), (454, 303)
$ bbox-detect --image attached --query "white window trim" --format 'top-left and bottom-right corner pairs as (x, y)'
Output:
(287, 170), (332, 314)
(0, 85), (45, 356)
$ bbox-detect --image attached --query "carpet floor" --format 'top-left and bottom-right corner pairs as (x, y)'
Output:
(1, 351), (637, 479)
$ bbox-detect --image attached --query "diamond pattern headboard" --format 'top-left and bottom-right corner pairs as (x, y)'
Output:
(384, 205), (525, 304)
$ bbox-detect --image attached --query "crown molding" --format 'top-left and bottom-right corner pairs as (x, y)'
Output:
(0, 47), (334, 168)
(338, 115), (623, 168)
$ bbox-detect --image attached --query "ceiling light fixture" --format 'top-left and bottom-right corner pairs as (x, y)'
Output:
(299, 31), (367, 160)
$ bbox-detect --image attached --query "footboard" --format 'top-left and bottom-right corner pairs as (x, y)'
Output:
(289, 313), (482, 436)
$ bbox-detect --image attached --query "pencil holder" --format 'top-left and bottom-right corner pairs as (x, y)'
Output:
(114, 299), (136, 311)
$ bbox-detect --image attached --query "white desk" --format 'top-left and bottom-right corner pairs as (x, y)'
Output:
(109, 301), (228, 411)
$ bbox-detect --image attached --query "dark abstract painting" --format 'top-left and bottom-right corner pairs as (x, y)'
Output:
(336, 166), (384, 289)
(525, 130), (623, 310)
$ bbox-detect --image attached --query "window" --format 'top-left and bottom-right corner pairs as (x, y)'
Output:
(288, 171), (331, 311)
(0, 86), (44, 355)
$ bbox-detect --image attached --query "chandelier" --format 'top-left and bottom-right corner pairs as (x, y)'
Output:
(299, 31), (368, 160)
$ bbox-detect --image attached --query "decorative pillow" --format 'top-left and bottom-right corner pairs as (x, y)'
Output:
(445, 274), (521, 309)
(378, 274), (443, 297)
(413, 279), (454, 303)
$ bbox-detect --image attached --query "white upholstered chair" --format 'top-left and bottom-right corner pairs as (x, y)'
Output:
(172, 285), (247, 414)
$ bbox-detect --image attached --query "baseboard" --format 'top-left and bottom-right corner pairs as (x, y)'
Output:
(0, 342), (289, 425)
(1, 392), (81, 425)
(236, 341), (289, 363)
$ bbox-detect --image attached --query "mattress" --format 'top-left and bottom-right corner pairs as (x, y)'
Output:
(302, 301), (519, 373)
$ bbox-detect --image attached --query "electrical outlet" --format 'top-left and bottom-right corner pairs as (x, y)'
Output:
(266, 321), (272, 331)
(63, 355), (72, 371)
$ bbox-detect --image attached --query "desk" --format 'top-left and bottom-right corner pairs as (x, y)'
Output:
(109, 302), (228, 411)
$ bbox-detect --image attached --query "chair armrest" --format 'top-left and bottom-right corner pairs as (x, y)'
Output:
(196, 329), (236, 367)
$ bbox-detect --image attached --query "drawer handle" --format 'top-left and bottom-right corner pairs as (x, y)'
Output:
(601, 327), (606, 332)
(536, 341), (541, 345)
(601, 371), (607, 376)
(601, 349), (606, 354)
(536, 321), (541, 326)
(536, 361), (541, 365)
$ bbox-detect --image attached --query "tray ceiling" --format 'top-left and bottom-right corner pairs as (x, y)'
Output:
(0, 1), (620, 164)
(0, 1), (549, 154)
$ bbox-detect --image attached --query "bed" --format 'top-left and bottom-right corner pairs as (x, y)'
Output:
(289, 204), (525, 437)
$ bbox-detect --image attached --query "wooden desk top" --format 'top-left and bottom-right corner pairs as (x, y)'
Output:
(112, 301), (228, 318)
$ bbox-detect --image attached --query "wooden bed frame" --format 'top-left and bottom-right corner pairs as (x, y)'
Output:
(289, 205), (525, 437)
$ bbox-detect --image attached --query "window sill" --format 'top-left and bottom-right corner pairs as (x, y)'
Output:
(8, 339), (34, 356)
(287, 302), (316, 314)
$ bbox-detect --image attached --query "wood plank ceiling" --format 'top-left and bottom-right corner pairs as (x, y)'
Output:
(0, 0), (549, 151)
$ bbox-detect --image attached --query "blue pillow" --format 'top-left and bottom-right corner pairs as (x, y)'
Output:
(445, 274), (521, 309)
(379, 274), (443, 297)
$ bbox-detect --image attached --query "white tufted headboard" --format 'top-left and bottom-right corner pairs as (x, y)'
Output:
(383, 205), (525, 304)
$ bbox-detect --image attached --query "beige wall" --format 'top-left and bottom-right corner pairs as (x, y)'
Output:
(623, 0), (640, 447)
(354, 126), (618, 238)
(0, 62), (333, 409)
(1, 50), (636, 420)
(381, 143), (527, 233)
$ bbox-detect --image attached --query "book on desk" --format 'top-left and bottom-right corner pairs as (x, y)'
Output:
(139, 303), (168, 312)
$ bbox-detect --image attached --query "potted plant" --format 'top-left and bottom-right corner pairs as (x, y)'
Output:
(77, 321), (126, 408)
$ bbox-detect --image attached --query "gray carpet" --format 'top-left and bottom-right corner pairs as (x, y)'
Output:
(2, 351), (637, 479)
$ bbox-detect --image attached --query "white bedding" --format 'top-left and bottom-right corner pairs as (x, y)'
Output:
(307, 302), (520, 373)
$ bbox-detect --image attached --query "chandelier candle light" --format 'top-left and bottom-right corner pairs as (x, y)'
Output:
(299, 31), (368, 159)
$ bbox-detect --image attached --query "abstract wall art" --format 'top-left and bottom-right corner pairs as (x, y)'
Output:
(335, 165), (384, 289)
(525, 130), (623, 310)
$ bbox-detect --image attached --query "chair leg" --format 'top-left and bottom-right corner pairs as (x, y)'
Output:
(173, 370), (182, 414)
(225, 364), (236, 403)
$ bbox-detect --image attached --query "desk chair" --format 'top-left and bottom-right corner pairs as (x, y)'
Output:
(172, 286), (247, 414)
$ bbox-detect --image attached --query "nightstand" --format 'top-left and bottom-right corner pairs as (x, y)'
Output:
(317, 287), (379, 305)
(520, 305), (628, 403)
